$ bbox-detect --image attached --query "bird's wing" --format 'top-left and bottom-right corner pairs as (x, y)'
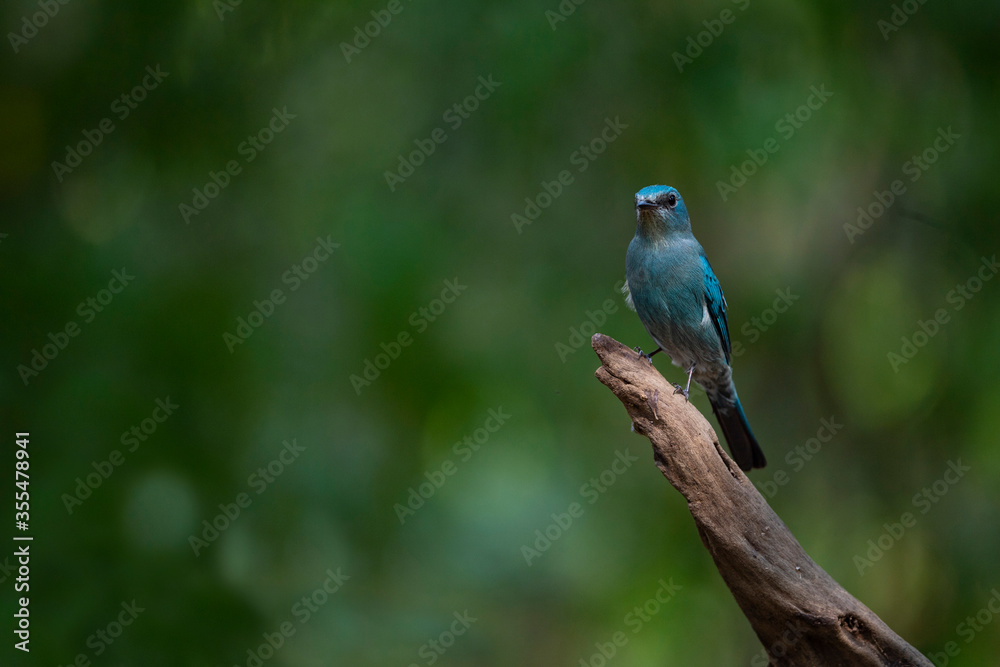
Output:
(622, 278), (636, 311)
(701, 255), (732, 363)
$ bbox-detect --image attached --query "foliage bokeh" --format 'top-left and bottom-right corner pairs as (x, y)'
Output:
(2, 0), (999, 664)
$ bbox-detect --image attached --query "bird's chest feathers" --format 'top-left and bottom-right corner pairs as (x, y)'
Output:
(628, 246), (703, 321)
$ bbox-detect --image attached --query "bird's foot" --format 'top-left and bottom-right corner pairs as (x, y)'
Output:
(633, 345), (663, 365)
(675, 364), (695, 402)
(633, 346), (655, 365)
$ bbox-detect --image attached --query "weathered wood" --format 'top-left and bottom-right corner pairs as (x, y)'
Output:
(592, 333), (931, 667)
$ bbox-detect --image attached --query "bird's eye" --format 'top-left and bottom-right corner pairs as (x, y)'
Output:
(667, 193), (677, 207)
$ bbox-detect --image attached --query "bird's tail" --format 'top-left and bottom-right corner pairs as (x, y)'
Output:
(708, 389), (766, 471)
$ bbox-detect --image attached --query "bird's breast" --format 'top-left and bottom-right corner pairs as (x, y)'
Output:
(626, 239), (716, 364)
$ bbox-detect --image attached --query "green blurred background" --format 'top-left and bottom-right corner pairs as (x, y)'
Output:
(2, 0), (1000, 664)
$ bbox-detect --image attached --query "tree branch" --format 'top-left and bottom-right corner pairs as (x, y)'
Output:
(592, 333), (931, 667)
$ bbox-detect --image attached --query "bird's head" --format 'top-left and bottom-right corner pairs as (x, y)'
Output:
(634, 185), (692, 239)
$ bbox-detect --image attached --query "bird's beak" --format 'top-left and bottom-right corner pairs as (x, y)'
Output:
(636, 200), (657, 210)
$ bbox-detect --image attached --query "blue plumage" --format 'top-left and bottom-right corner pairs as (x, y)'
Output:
(624, 185), (766, 470)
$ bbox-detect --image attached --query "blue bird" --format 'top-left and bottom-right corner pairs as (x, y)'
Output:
(624, 185), (766, 471)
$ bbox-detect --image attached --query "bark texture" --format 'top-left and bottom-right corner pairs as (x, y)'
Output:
(592, 333), (931, 667)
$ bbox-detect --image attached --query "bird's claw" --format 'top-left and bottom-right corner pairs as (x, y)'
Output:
(672, 383), (690, 401)
(633, 346), (655, 365)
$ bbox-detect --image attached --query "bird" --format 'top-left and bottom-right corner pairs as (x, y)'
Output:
(623, 185), (766, 471)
